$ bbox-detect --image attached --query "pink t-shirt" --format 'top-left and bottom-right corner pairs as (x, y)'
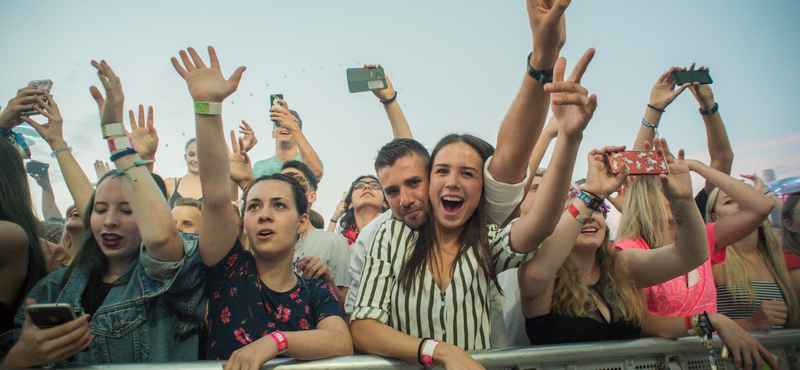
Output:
(614, 223), (726, 316)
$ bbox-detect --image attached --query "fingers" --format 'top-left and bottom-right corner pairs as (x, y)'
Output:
(170, 57), (188, 78)
(147, 105), (154, 129)
(240, 120), (252, 131)
(568, 48), (595, 84)
(178, 50), (195, 73)
(229, 130), (239, 153)
(674, 83), (691, 95)
(759, 347), (781, 370)
(238, 137), (246, 156)
(545, 0), (571, 24)
(229, 66), (247, 86)
(688, 62), (696, 71)
(137, 105), (145, 129)
(208, 46), (220, 68)
(187, 47), (207, 69)
(551, 57), (567, 84)
(89, 86), (105, 110)
(128, 109), (136, 131)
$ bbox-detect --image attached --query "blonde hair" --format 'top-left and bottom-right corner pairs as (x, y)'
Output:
(616, 176), (671, 249)
(706, 188), (799, 327)
(551, 229), (646, 324)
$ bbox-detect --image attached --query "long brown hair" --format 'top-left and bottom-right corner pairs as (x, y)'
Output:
(782, 193), (800, 256)
(398, 134), (499, 294)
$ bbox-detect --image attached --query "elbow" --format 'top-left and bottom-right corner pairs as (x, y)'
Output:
(339, 334), (354, 356)
(350, 320), (370, 354)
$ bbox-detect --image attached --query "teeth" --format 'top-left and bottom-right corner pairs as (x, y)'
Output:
(442, 196), (462, 202)
(581, 228), (598, 233)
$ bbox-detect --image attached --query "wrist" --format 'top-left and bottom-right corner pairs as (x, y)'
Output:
(49, 139), (68, 151)
(699, 99), (716, 111)
(528, 49), (558, 71)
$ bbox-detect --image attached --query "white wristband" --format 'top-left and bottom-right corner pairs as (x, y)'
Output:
(421, 339), (440, 368)
(101, 123), (126, 139)
(107, 137), (133, 152)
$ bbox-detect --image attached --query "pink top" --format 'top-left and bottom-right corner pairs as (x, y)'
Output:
(614, 223), (726, 316)
(784, 251), (800, 271)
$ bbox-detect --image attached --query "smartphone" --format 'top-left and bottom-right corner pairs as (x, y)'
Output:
(606, 151), (669, 175)
(27, 303), (76, 329)
(26, 161), (49, 176)
(346, 67), (387, 93)
(21, 79), (54, 115)
(270, 94), (284, 125)
(721, 345), (779, 370)
(672, 70), (712, 85)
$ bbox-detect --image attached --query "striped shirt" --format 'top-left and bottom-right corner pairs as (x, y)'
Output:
(352, 219), (533, 350)
(716, 282), (786, 328)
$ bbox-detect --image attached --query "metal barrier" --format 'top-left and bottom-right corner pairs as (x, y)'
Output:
(65, 330), (800, 370)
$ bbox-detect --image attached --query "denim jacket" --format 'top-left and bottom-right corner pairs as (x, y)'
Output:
(0, 233), (205, 365)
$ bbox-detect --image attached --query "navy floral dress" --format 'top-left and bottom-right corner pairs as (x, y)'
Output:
(205, 239), (341, 360)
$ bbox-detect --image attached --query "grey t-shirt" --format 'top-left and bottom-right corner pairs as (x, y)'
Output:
(293, 229), (352, 288)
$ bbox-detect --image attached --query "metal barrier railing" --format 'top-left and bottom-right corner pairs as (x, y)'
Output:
(64, 329), (800, 370)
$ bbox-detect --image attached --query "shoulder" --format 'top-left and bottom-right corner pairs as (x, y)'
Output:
(784, 251), (800, 270)
(613, 237), (648, 251)
(0, 221), (27, 253)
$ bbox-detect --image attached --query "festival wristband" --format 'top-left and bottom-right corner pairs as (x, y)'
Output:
(421, 339), (440, 368)
(194, 101), (222, 115)
(269, 331), (288, 355)
(577, 190), (603, 212)
(108, 137), (133, 153)
(112, 160), (155, 182)
(101, 123), (126, 139)
(568, 203), (590, 225)
(109, 148), (138, 162)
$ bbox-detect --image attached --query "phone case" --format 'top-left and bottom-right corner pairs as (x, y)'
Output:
(672, 70), (713, 85)
(21, 79), (54, 116)
(607, 151), (668, 175)
(346, 67), (387, 93)
(27, 304), (76, 329)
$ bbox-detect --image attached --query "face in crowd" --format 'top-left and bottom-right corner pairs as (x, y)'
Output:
(377, 153), (430, 230)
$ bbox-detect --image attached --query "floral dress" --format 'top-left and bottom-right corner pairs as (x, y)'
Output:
(205, 239), (341, 360)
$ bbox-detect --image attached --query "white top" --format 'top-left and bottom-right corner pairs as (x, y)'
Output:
(293, 229), (352, 288)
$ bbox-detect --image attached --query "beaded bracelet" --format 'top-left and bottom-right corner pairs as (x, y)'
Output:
(112, 160), (154, 182)
(699, 102), (719, 115)
(50, 146), (73, 158)
(380, 91), (398, 105)
(109, 148), (138, 162)
(647, 104), (665, 113)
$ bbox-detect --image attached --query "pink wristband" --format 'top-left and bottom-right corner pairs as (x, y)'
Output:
(269, 330), (288, 354)
(108, 137), (133, 153)
(421, 339), (440, 367)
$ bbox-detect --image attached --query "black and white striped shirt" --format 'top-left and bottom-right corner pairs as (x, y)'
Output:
(352, 219), (533, 350)
(716, 281), (786, 328)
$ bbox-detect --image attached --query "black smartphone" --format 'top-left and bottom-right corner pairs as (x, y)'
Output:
(27, 304), (76, 329)
(21, 79), (54, 115)
(269, 94), (284, 125)
(346, 67), (387, 93)
(26, 161), (49, 176)
(672, 70), (713, 85)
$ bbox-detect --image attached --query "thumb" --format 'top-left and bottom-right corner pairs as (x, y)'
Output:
(89, 86), (105, 108)
(228, 66), (247, 87)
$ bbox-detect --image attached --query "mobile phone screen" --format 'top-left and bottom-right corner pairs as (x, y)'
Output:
(672, 70), (713, 85)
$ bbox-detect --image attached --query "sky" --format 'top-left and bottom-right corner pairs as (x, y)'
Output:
(2, 0), (799, 222)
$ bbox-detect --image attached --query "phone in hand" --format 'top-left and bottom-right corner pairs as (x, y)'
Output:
(270, 94), (284, 125)
(672, 69), (712, 85)
(21, 79), (54, 116)
(606, 150), (669, 175)
(26, 303), (76, 329)
(26, 161), (49, 176)
(346, 67), (387, 93)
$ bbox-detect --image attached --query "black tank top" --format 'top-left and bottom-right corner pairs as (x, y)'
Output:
(525, 275), (640, 345)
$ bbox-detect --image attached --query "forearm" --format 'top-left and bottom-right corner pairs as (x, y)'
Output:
(671, 198), (710, 268)
(291, 129), (324, 181)
(702, 110), (732, 175)
(284, 325), (353, 360)
(383, 100), (412, 139)
(512, 133), (582, 251)
(40, 186), (62, 220)
(351, 319), (423, 363)
(49, 139), (95, 219)
(640, 315), (690, 339)
(633, 107), (662, 150)
(690, 161), (773, 216)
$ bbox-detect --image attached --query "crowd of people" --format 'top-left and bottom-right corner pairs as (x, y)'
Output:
(1, 1), (799, 369)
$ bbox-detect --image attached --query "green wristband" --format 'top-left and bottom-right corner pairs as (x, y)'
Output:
(194, 101), (222, 115)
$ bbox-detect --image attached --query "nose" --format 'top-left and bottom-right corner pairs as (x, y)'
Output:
(399, 186), (414, 207)
(444, 172), (460, 190)
(103, 210), (120, 228)
(257, 206), (274, 223)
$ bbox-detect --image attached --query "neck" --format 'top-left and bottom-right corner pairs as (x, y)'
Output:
(433, 222), (462, 253)
(104, 257), (133, 283)
(354, 206), (382, 231)
(303, 222), (315, 234)
(275, 142), (298, 161)
(254, 249), (298, 293)
(734, 229), (760, 255)
(570, 247), (599, 282)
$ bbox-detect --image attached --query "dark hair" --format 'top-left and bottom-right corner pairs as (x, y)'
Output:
(281, 160), (318, 191)
(340, 175), (388, 230)
(309, 210), (324, 229)
(289, 110), (303, 130)
(185, 138), (197, 151)
(0, 140), (48, 309)
(241, 174), (309, 218)
(374, 138), (430, 174)
(60, 171), (169, 289)
(782, 193), (800, 256)
(398, 134), (497, 294)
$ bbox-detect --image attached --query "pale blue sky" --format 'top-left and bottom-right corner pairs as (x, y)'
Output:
(2, 0), (799, 218)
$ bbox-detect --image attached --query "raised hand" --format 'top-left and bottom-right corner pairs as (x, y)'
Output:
(94, 160), (111, 179)
(365, 64), (396, 101)
(544, 48), (597, 138)
(127, 104), (158, 160)
(90, 60), (124, 125)
(19, 91), (66, 150)
(229, 130), (253, 185)
(651, 138), (693, 201)
(526, 0), (569, 68)
(740, 173), (767, 192)
(0, 86), (47, 129)
(28, 159), (52, 189)
(269, 99), (300, 133)
(583, 145), (630, 199)
(171, 46), (246, 103)
(649, 67), (690, 110)
(686, 63), (716, 110)
(239, 120), (258, 152)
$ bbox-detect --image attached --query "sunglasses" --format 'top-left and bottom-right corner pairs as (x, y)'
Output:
(353, 181), (381, 190)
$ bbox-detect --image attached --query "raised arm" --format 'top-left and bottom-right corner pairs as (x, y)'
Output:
(228, 130), (254, 190)
(687, 160), (774, 251)
(632, 67), (690, 150)
(488, 0), (568, 184)
(509, 48), (597, 253)
(687, 65), (733, 192)
(519, 145), (628, 317)
(616, 139), (709, 288)
(90, 60), (183, 261)
(171, 46), (245, 266)
(20, 92), (94, 219)
(365, 64), (412, 139)
(126, 104), (158, 173)
(28, 162), (62, 220)
(270, 100), (323, 181)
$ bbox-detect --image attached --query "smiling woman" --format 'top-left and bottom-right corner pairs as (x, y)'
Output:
(165, 138), (203, 208)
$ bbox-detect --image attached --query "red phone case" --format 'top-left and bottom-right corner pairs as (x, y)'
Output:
(607, 151), (668, 175)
